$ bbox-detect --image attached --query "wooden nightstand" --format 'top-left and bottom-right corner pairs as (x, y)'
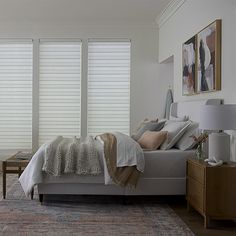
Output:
(186, 158), (236, 228)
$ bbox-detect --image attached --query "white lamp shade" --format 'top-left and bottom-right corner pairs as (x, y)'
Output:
(199, 104), (236, 130)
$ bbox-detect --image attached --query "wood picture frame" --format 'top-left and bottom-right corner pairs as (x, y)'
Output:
(196, 19), (221, 93)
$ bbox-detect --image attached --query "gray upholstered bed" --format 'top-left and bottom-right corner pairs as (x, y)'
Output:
(34, 99), (222, 201)
(38, 149), (195, 196)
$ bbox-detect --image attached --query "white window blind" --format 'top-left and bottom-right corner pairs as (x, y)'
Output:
(87, 41), (130, 136)
(0, 40), (33, 149)
(39, 41), (81, 145)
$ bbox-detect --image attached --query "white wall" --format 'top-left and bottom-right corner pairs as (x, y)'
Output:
(158, 0), (236, 103)
(0, 22), (170, 133)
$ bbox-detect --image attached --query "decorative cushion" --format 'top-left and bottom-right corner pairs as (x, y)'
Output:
(160, 120), (191, 150)
(138, 131), (168, 150)
(132, 120), (166, 141)
(175, 121), (200, 150)
(134, 118), (152, 132)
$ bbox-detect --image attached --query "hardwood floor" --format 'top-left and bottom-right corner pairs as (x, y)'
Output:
(0, 173), (236, 235)
(169, 197), (236, 236)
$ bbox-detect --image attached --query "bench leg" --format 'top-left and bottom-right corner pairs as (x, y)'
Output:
(2, 162), (6, 199)
(18, 166), (21, 178)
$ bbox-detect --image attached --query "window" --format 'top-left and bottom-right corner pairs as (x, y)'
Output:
(39, 40), (81, 145)
(0, 39), (131, 149)
(87, 41), (130, 136)
(0, 40), (33, 149)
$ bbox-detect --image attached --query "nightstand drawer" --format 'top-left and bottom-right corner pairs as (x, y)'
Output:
(188, 177), (204, 213)
(188, 161), (205, 184)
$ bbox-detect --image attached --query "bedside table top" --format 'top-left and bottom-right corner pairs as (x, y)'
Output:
(187, 157), (236, 168)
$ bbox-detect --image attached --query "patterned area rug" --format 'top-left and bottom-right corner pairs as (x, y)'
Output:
(0, 181), (194, 236)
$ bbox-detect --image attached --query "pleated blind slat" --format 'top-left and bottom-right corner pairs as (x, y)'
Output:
(39, 41), (81, 145)
(87, 41), (130, 136)
(0, 42), (33, 149)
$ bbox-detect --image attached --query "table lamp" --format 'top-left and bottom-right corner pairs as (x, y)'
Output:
(199, 104), (236, 162)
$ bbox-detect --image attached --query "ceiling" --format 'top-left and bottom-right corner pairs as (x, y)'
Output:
(0, 0), (172, 26)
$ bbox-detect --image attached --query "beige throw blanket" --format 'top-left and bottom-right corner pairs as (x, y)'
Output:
(42, 136), (101, 176)
(100, 133), (141, 188)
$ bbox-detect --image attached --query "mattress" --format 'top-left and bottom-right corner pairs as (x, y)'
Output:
(41, 149), (195, 184)
(142, 149), (195, 178)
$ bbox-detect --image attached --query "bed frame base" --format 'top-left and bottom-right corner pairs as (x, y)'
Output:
(37, 178), (186, 202)
(39, 194), (44, 203)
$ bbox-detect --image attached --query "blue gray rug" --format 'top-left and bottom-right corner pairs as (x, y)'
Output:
(0, 181), (194, 236)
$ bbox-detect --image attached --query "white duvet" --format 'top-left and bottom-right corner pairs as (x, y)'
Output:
(19, 132), (144, 197)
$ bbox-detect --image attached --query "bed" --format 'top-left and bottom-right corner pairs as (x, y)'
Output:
(20, 99), (222, 201)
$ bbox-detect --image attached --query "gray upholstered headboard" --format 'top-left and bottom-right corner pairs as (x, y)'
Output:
(170, 99), (223, 123)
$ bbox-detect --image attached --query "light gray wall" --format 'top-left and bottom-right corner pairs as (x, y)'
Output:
(158, 0), (236, 103)
(0, 21), (171, 133)
(157, 60), (174, 116)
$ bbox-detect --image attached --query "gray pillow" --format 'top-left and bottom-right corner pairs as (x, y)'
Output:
(175, 121), (200, 150)
(169, 115), (189, 122)
(132, 120), (166, 141)
(160, 120), (191, 150)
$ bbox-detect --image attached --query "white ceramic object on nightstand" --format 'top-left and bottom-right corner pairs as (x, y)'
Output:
(208, 132), (230, 162)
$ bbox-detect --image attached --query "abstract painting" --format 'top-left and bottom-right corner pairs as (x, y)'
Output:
(182, 36), (196, 95)
(196, 19), (221, 93)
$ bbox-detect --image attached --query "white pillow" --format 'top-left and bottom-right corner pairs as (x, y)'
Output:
(160, 120), (191, 150)
(175, 121), (200, 150)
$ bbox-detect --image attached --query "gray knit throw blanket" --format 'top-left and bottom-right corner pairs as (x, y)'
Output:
(42, 136), (102, 176)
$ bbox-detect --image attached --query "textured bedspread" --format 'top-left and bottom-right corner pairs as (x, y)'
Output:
(43, 136), (101, 176)
(19, 133), (144, 197)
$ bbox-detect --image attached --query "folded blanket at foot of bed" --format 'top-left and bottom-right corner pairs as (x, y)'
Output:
(100, 133), (141, 188)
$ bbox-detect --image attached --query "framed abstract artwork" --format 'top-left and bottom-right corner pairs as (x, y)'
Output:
(182, 36), (197, 95)
(196, 19), (221, 93)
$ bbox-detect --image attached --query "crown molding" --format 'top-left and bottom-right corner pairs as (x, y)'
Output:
(156, 0), (187, 28)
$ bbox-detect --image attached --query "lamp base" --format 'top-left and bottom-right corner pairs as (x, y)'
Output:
(208, 132), (230, 163)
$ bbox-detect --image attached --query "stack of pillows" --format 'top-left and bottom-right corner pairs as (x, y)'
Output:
(132, 116), (200, 151)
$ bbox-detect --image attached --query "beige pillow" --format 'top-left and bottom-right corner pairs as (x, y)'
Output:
(138, 131), (168, 150)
